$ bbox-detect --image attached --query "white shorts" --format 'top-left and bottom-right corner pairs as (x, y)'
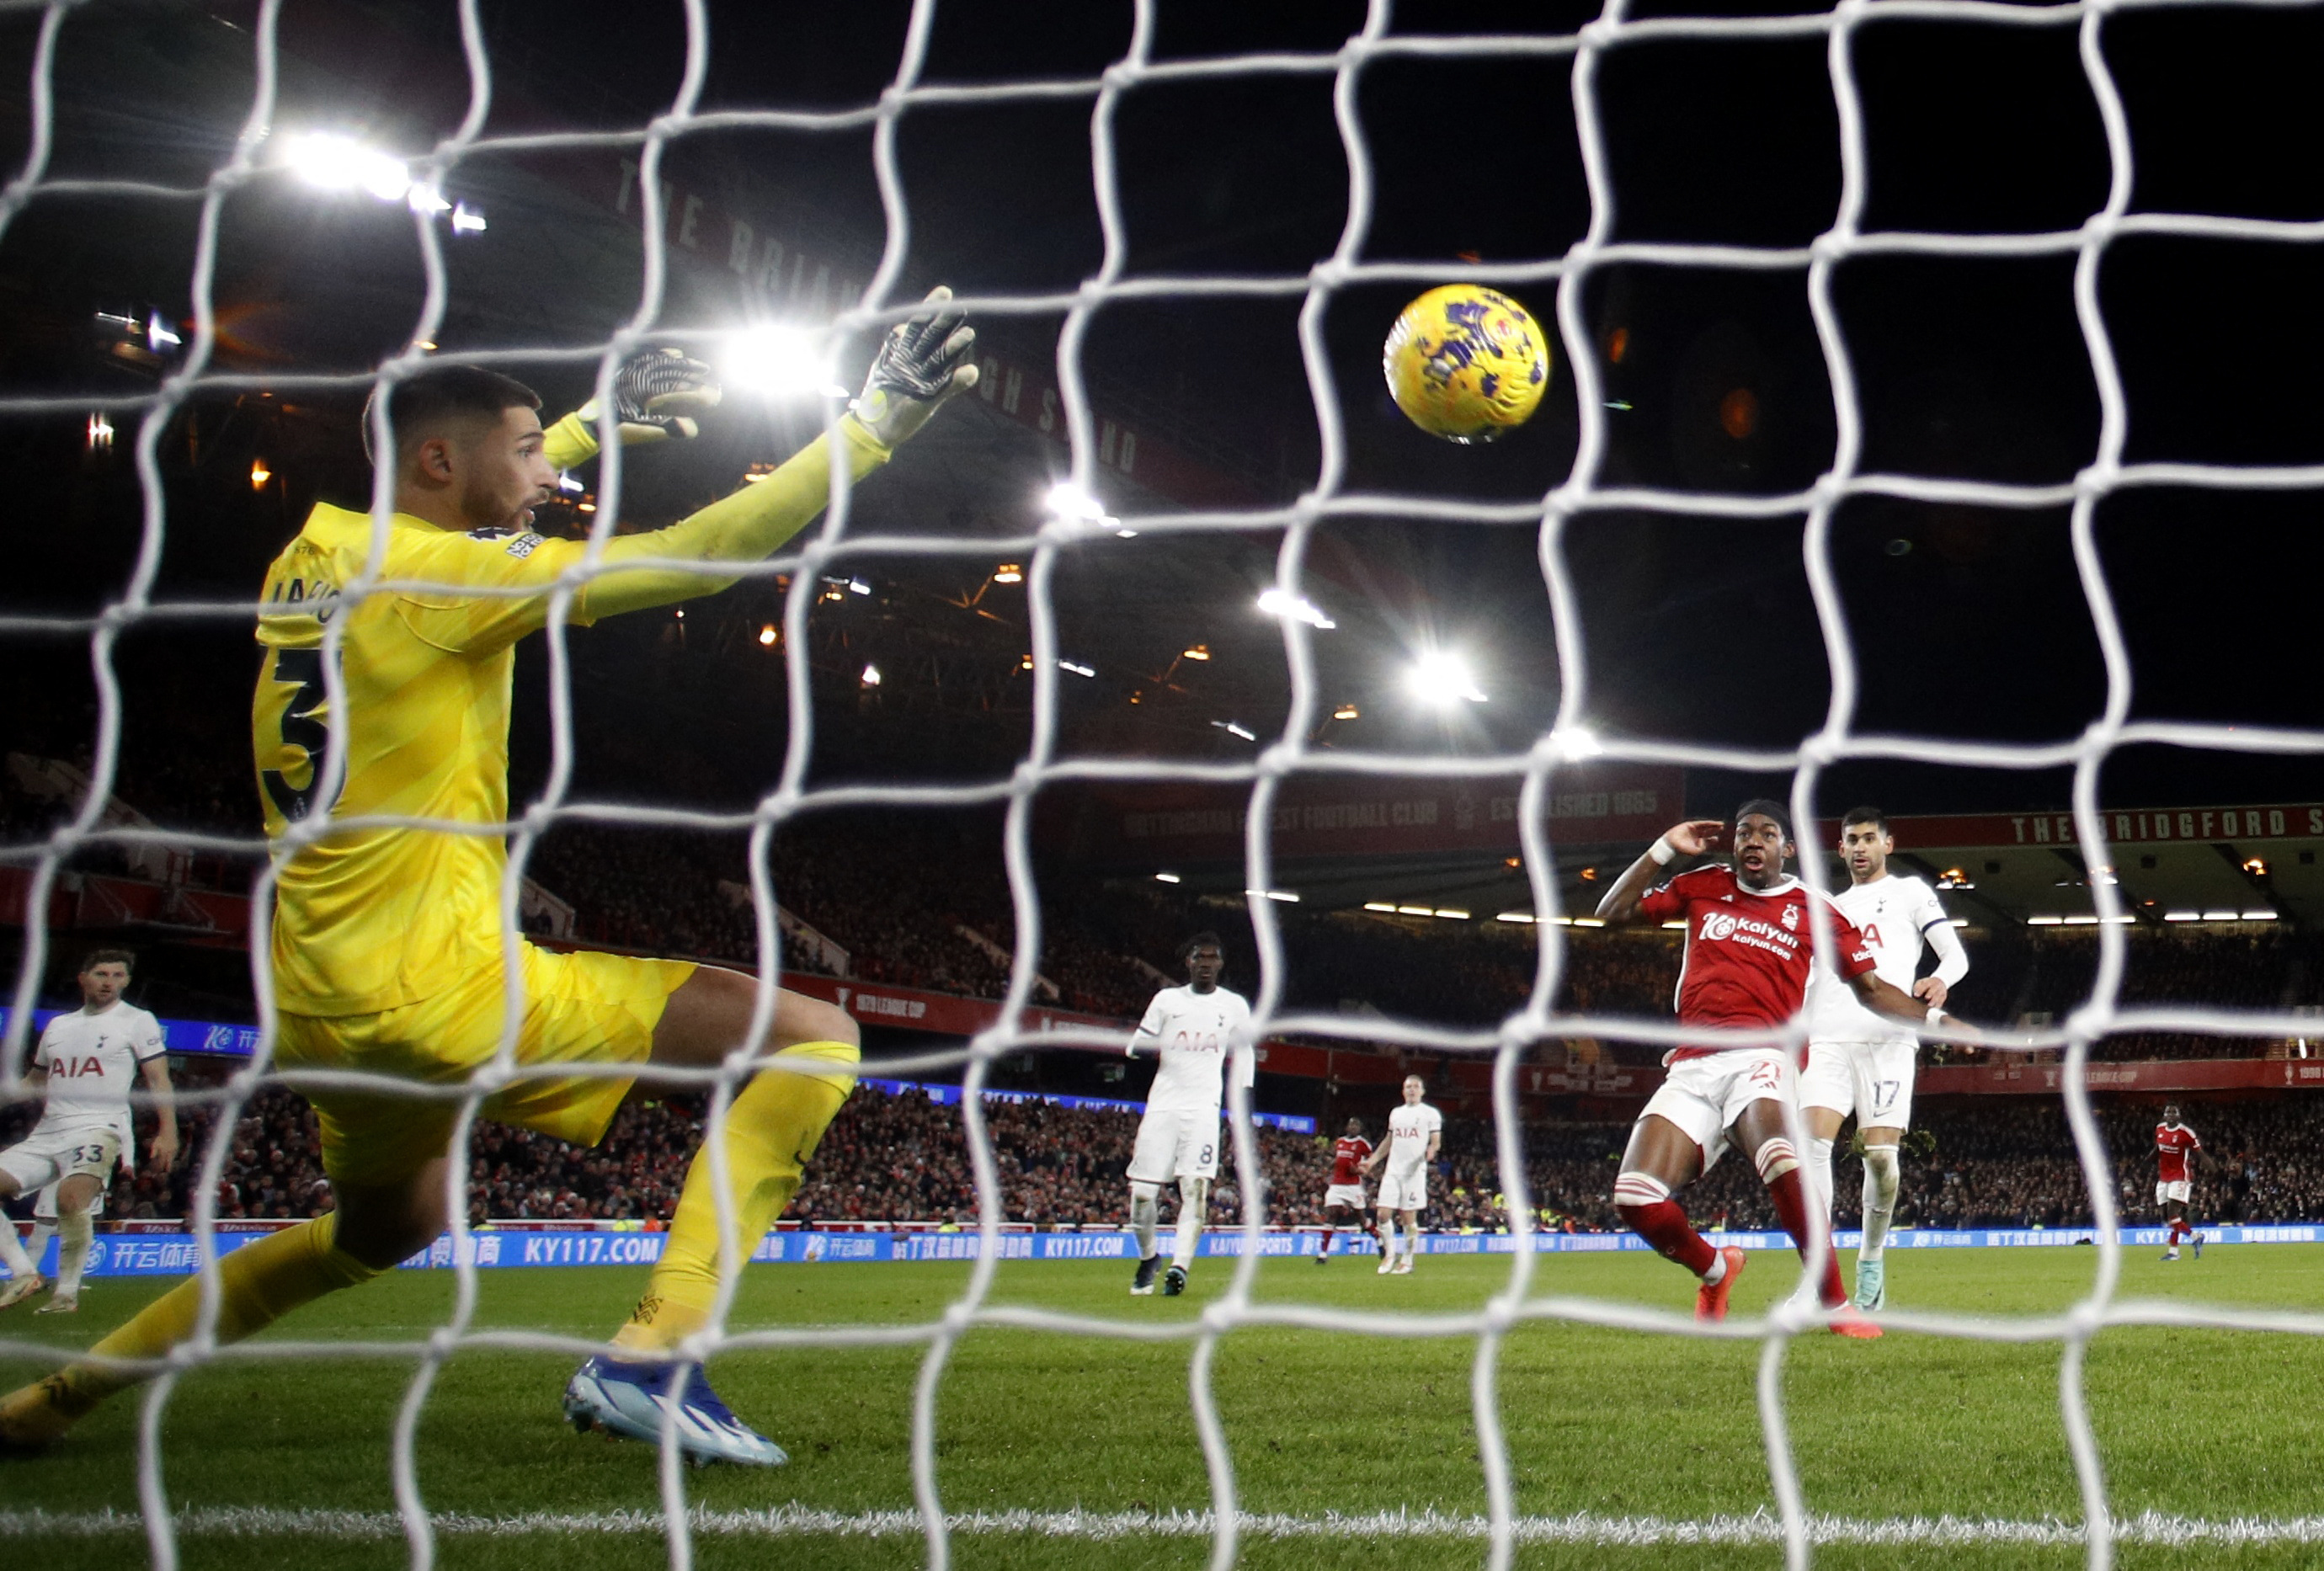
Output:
(1323, 1183), (1368, 1212)
(0, 1126), (121, 1195)
(1800, 1038), (1917, 1131)
(2157, 1179), (2191, 1206)
(1640, 1046), (1796, 1174)
(1127, 1108), (1221, 1184)
(1377, 1166), (1427, 1212)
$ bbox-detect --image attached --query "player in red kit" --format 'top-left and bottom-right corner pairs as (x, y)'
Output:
(1596, 801), (1973, 1336)
(1316, 1117), (1377, 1263)
(2155, 1105), (2205, 1261)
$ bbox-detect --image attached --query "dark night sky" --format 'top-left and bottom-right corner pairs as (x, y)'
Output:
(3, 0), (2321, 830)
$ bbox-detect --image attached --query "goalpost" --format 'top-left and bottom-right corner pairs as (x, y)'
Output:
(3, 1), (2321, 1568)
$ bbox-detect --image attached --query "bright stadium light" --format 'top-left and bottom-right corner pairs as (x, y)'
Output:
(1554, 725), (1602, 759)
(1209, 720), (1255, 741)
(450, 202), (488, 234)
(860, 663), (882, 687)
(1257, 588), (1335, 629)
(285, 132), (413, 201)
(1407, 649), (1486, 706)
(723, 325), (843, 397)
(146, 312), (181, 352)
(757, 625), (778, 647)
(1154, 872), (1182, 884)
(1058, 660), (1095, 678)
(1332, 703), (1360, 721)
(1045, 482), (1104, 519)
(991, 563), (1024, 584)
(1495, 911), (1535, 924)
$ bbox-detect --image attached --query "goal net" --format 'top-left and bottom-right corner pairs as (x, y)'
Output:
(3, 0), (2320, 1567)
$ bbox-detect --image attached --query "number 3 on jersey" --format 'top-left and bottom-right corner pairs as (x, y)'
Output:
(259, 645), (338, 822)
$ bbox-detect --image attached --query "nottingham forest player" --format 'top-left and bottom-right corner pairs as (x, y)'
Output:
(1315, 1117), (1376, 1263)
(1595, 801), (1973, 1336)
(0, 292), (978, 1464)
(2156, 1105), (2205, 1261)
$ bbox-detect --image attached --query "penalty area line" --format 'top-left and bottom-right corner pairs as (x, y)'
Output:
(9, 1506), (2324, 1546)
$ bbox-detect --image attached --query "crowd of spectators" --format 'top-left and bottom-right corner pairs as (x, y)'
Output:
(14, 1067), (2324, 1238)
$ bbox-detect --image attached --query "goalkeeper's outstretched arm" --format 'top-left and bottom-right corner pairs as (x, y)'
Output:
(578, 288), (978, 620)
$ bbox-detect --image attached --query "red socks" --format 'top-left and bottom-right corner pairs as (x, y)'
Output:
(2167, 1220), (2189, 1246)
(1618, 1196), (1718, 1277)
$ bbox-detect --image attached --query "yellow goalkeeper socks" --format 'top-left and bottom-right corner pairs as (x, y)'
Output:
(0, 1212), (381, 1442)
(614, 1040), (856, 1355)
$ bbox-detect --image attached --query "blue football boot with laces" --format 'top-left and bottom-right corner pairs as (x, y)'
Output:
(563, 1355), (787, 1467)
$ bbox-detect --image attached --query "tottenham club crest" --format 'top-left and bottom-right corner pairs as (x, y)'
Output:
(1782, 904), (1800, 930)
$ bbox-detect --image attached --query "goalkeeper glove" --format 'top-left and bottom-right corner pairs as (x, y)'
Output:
(579, 347), (723, 445)
(850, 285), (978, 449)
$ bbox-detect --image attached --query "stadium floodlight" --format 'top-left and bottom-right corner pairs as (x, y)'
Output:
(1246, 889), (1298, 903)
(556, 473), (584, 494)
(145, 312), (181, 352)
(722, 325), (844, 398)
(1406, 649), (1486, 706)
(450, 203), (487, 233)
(1058, 660), (1095, 678)
(85, 413), (112, 451)
(408, 184), (451, 213)
(1044, 481), (1104, 519)
(249, 460), (270, 489)
(1363, 902), (1397, 913)
(756, 625), (777, 647)
(859, 664), (881, 688)
(284, 131), (413, 202)
(1332, 703), (1360, 721)
(2246, 909), (2278, 921)
(1553, 725), (1602, 759)
(992, 564), (1023, 584)
(1154, 872), (1182, 884)
(1434, 908), (1469, 920)
(1209, 720), (1255, 741)
(1396, 905), (1431, 917)
(2028, 915), (2063, 925)
(2204, 908), (2239, 921)
(1494, 911), (1534, 924)
(1182, 644), (1210, 662)
(2164, 912), (2201, 922)
(1256, 588), (1335, 629)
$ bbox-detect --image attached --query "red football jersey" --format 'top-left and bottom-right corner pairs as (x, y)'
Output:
(2155, 1122), (2200, 1184)
(1330, 1137), (1373, 1186)
(1637, 866), (1879, 1061)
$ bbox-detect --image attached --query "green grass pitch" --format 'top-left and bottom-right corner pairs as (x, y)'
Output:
(7, 1243), (2324, 1571)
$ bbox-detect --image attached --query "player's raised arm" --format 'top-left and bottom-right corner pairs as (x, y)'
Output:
(540, 348), (722, 469)
(1596, 820), (1724, 924)
(1847, 969), (1975, 1041)
(573, 288), (977, 620)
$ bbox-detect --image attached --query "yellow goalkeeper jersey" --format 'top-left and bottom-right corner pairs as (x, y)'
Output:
(253, 414), (889, 1017)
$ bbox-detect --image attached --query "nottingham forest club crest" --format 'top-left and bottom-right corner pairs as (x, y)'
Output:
(1783, 905), (1799, 930)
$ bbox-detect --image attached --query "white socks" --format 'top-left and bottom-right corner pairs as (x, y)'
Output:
(1130, 1183), (1160, 1259)
(1807, 1137), (1836, 1222)
(0, 1220), (35, 1279)
(1379, 1217), (1399, 1256)
(1861, 1144), (1900, 1262)
(1170, 1179), (1207, 1269)
(55, 1209), (93, 1298)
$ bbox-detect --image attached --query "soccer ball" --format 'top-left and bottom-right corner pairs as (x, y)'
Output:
(1382, 284), (1550, 444)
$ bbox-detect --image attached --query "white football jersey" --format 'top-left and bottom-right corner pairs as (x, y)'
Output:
(1383, 1100), (1442, 1171)
(33, 1001), (165, 1135)
(1131, 984), (1255, 1114)
(1806, 874), (1951, 1045)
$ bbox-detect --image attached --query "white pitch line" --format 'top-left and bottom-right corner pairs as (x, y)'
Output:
(11, 1505), (2324, 1547)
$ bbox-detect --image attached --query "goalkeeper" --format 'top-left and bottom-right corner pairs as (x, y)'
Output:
(0, 291), (977, 1467)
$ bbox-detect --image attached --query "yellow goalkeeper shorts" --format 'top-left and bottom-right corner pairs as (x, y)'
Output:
(275, 943), (696, 1189)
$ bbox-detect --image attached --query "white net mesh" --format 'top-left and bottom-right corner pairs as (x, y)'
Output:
(3, 1), (2322, 1568)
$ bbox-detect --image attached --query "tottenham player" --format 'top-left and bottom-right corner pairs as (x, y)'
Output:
(1799, 807), (1968, 1312)
(1596, 802), (1971, 1335)
(2156, 1105), (2205, 1261)
(1124, 933), (1253, 1297)
(1362, 1077), (1442, 1275)
(1315, 1117), (1376, 1263)
(1, 296), (978, 1461)
(0, 951), (178, 1313)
